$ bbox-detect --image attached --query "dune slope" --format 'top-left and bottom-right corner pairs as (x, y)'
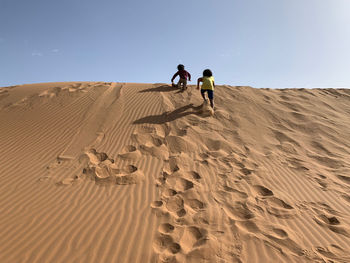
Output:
(0, 82), (350, 263)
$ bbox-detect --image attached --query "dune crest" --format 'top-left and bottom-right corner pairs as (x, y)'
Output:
(0, 82), (350, 262)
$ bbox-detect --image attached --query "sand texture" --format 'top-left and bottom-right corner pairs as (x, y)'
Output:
(1, 82), (350, 263)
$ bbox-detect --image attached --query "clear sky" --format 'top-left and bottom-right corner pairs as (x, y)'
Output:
(1, 0), (350, 88)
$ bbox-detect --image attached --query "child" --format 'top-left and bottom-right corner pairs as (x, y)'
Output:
(171, 64), (191, 90)
(197, 69), (215, 109)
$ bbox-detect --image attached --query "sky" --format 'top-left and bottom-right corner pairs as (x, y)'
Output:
(1, 0), (350, 88)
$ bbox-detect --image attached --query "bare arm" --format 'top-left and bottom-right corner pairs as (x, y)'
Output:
(197, 78), (203, 89)
(171, 72), (179, 82)
(213, 81), (215, 89)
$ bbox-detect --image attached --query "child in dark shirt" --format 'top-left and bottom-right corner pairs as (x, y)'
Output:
(171, 64), (191, 90)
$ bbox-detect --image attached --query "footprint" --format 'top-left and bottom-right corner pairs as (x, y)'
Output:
(132, 133), (163, 147)
(314, 214), (350, 237)
(269, 197), (293, 209)
(222, 186), (248, 199)
(114, 170), (143, 185)
(84, 148), (113, 165)
(165, 135), (197, 153)
(253, 185), (274, 197)
(162, 188), (177, 198)
(266, 197), (294, 219)
(159, 223), (175, 234)
(198, 152), (209, 159)
(117, 145), (142, 160)
(123, 164), (138, 173)
(203, 138), (226, 152)
(167, 158), (180, 173)
(48, 155), (74, 170)
(166, 176), (194, 192)
(317, 214), (340, 225)
(315, 244), (347, 261)
(151, 201), (164, 209)
(166, 196), (184, 213)
(139, 144), (169, 160)
(153, 234), (181, 254)
(189, 171), (201, 180)
(314, 177), (328, 190)
(223, 202), (255, 220)
(337, 175), (350, 184)
(179, 226), (207, 254)
(264, 233), (305, 256)
(56, 177), (78, 186)
(153, 234), (174, 253)
(94, 165), (116, 184)
(272, 228), (288, 239)
(187, 199), (205, 211)
(171, 122), (188, 137)
(240, 166), (253, 175)
(82, 149), (143, 185)
(168, 243), (181, 254)
(177, 208), (187, 217)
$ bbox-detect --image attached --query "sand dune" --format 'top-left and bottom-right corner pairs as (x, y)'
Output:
(0, 82), (350, 262)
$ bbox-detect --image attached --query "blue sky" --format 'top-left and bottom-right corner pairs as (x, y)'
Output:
(1, 0), (350, 88)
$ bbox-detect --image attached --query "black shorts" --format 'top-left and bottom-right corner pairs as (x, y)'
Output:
(201, 89), (214, 100)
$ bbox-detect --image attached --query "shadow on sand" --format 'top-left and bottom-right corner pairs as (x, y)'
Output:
(139, 85), (176, 93)
(133, 103), (202, 124)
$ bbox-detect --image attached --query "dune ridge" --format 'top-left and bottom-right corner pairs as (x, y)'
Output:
(0, 82), (350, 262)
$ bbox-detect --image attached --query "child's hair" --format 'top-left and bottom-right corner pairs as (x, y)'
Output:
(203, 69), (212, 77)
(177, 64), (185, 70)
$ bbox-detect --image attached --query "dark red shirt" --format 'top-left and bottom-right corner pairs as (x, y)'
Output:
(171, 70), (191, 81)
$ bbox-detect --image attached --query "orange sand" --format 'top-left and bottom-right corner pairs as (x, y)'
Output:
(0, 82), (350, 262)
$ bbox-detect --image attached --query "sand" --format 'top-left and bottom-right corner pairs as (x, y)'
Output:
(0, 82), (350, 263)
